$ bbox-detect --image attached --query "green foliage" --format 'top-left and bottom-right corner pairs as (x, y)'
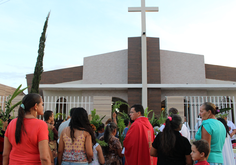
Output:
(112, 101), (129, 113)
(0, 84), (27, 122)
(117, 116), (126, 147)
(96, 139), (108, 147)
(157, 110), (167, 125)
(144, 107), (153, 118)
(48, 127), (54, 141)
(54, 113), (66, 120)
(216, 107), (232, 118)
(149, 112), (159, 127)
(90, 109), (106, 130)
(30, 12), (50, 93)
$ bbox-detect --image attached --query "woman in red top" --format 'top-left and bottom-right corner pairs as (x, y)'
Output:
(3, 93), (51, 165)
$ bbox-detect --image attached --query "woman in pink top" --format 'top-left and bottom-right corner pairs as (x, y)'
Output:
(58, 107), (95, 165)
(3, 93), (51, 165)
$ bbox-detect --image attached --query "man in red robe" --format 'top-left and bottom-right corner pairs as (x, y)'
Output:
(123, 104), (157, 165)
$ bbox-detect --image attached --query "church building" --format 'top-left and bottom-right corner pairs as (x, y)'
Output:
(26, 1), (236, 129)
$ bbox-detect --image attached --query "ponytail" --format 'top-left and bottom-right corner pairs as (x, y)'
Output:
(161, 114), (182, 156)
(103, 122), (117, 154)
(15, 93), (41, 144)
(15, 106), (26, 144)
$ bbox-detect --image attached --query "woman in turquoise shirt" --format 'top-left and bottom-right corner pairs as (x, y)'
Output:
(195, 102), (226, 165)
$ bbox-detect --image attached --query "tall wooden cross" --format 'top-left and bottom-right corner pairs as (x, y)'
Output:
(129, 0), (158, 109)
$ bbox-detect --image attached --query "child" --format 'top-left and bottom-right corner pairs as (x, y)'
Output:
(89, 124), (105, 165)
(191, 139), (210, 165)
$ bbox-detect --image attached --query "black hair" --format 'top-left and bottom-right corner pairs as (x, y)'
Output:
(124, 118), (129, 127)
(161, 114), (182, 156)
(168, 107), (178, 115)
(103, 122), (117, 154)
(202, 102), (218, 115)
(55, 119), (64, 131)
(217, 117), (230, 137)
(97, 123), (104, 131)
(69, 107), (96, 145)
(70, 108), (75, 117)
(130, 104), (144, 116)
(193, 139), (210, 157)
(15, 93), (41, 144)
(44, 110), (53, 121)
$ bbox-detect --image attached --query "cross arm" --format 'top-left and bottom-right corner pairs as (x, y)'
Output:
(128, 7), (159, 12)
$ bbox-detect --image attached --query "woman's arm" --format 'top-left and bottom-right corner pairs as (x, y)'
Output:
(38, 140), (51, 165)
(117, 148), (124, 158)
(48, 146), (54, 165)
(201, 126), (211, 159)
(150, 146), (158, 157)
(2, 136), (12, 165)
(85, 133), (93, 160)
(57, 130), (65, 165)
(185, 155), (193, 165)
(96, 145), (105, 164)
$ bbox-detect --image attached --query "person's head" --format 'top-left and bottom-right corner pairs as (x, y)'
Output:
(70, 108), (76, 117)
(161, 114), (182, 155)
(129, 104), (144, 121)
(44, 110), (54, 123)
(217, 117), (229, 137)
(15, 93), (43, 144)
(199, 102), (217, 120)
(69, 107), (96, 144)
(168, 107), (178, 116)
(97, 123), (105, 133)
(165, 114), (182, 132)
(191, 140), (209, 161)
(124, 118), (129, 127)
(103, 122), (117, 153)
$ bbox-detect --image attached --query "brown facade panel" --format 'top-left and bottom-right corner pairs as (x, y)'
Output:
(128, 37), (142, 84)
(128, 88), (142, 111)
(205, 64), (236, 81)
(148, 88), (161, 116)
(26, 66), (83, 93)
(147, 37), (161, 84)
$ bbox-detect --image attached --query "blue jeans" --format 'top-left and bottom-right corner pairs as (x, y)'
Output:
(61, 161), (88, 165)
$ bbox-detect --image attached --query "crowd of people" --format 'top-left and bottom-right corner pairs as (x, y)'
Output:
(1, 93), (236, 165)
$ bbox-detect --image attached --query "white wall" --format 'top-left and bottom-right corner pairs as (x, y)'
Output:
(161, 90), (207, 101)
(160, 50), (206, 84)
(83, 49), (128, 84)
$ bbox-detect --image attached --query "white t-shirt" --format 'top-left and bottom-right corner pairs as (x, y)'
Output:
(159, 123), (190, 141)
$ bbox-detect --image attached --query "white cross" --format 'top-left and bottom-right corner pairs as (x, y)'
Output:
(128, 0), (158, 35)
(128, 0), (158, 109)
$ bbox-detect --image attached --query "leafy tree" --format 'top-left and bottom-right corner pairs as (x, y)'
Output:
(30, 12), (50, 93)
(0, 84), (28, 122)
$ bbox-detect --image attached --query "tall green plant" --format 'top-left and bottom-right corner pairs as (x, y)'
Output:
(112, 101), (129, 113)
(90, 109), (106, 130)
(0, 84), (28, 121)
(30, 12), (50, 93)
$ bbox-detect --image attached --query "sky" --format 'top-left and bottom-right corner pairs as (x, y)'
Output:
(1, 0), (236, 92)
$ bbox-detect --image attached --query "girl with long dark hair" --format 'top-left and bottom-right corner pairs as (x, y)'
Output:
(58, 107), (95, 165)
(150, 114), (192, 165)
(99, 122), (123, 165)
(3, 93), (51, 165)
